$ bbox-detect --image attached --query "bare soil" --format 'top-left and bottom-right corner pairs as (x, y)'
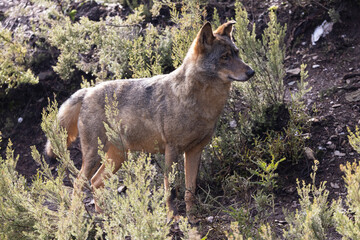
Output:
(1, 0), (360, 239)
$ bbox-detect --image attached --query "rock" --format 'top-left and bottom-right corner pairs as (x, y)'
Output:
(334, 150), (346, 157)
(345, 89), (360, 102)
(229, 120), (237, 128)
(312, 64), (320, 69)
(331, 104), (341, 108)
(311, 20), (334, 45)
(343, 72), (360, 80)
(286, 67), (301, 76)
(38, 70), (54, 81)
(206, 216), (214, 223)
(330, 182), (340, 189)
(275, 219), (287, 226)
(288, 81), (296, 86)
(304, 147), (316, 161)
(308, 117), (320, 123)
(329, 135), (338, 140)
(318, 146), (326, 150)
(327, 144), (336, 150)
(117, 185), (127, 193)
(285, 186), (296, 194)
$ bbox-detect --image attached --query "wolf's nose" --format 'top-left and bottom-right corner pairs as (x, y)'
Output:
(246, 69), (255, 78)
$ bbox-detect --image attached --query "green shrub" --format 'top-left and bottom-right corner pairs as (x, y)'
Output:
(0, 139), (37, 239)
(332, 161), (360, 239)
(1, 98), (199, 239)
(0, 27), (38, 92)
(203, 3), (311, 197)
(0, 101), (93, 239)
(283, 160), (333, 240)
(128, 24), (171, 78)
(169, 0), (203, 69)
(233, 1), (286, 125)
(43, 15), (134, 81)
(348, 125), (360, 153)
(331, 127), (360, 239)
(94, 151), (174, 240)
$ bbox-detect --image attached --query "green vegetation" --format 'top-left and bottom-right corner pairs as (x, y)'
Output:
(283, 160), (332, 240)
(0, 27), (38, 92)
(1, 0), (360, 239)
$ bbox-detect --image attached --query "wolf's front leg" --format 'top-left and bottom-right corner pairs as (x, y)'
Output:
(184, 145), (202, 224)
(164, 145), (179, 220)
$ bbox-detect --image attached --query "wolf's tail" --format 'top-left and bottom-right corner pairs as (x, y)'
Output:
(45, 88), (87, 158)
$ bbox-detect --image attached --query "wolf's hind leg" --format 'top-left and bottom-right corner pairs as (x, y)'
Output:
(73, 148), (102, 202)
(90, 143), (125, 212)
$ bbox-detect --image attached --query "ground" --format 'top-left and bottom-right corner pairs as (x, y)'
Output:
(1, 0), (360, 239)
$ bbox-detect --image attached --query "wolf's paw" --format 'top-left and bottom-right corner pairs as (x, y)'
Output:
(187, 215), (200, 225)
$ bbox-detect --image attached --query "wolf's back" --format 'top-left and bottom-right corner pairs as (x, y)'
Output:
(45, 88), (88, 158)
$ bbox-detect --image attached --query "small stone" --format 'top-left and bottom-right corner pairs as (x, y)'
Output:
(330, 182), (340, 189)
(327, 144), (336, 150)
(318, 146), (325, 150)
(286, 67), (301, 75)
(117, 186), (126, 193)
(334, 150), (346, 157)
(332, 104), (341, 108)
(329, 135), (338, 140)
(288, 81), (296, 86)
(312, 64), (320, 69)
(206, 216), (214, 223)
(230, 120), (237, 128)
(304, 147), (316, 160)
(275, 219), (287, 226)
(285, 186), (296, 194)
(18, 117), (23, 123)
(345, 89), (360, 102)
(308, 117), (320, 123)
(38, 70), (54, 81)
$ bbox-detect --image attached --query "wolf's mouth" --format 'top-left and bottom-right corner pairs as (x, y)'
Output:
(228, 75), (248, 82)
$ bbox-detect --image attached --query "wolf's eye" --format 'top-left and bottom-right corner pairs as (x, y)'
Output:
(221, 54), (230, 61)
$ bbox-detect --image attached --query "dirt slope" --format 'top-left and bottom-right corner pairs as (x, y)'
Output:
(1, 0), (360, 239)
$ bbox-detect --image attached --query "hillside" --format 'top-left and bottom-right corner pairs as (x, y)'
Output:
(1, 0), (360, 239)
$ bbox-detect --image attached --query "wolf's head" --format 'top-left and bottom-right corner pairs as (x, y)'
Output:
(186, 21), (254, 82)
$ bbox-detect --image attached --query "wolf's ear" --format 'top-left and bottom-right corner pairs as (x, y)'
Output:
(214, 20), (236, 38)
(194, 22), (215, 53)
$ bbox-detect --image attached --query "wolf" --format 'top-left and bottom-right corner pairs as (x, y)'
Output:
(45, 20), (254, 220)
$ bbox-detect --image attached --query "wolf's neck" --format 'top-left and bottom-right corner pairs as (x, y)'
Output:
(170, 63), (231, 120)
